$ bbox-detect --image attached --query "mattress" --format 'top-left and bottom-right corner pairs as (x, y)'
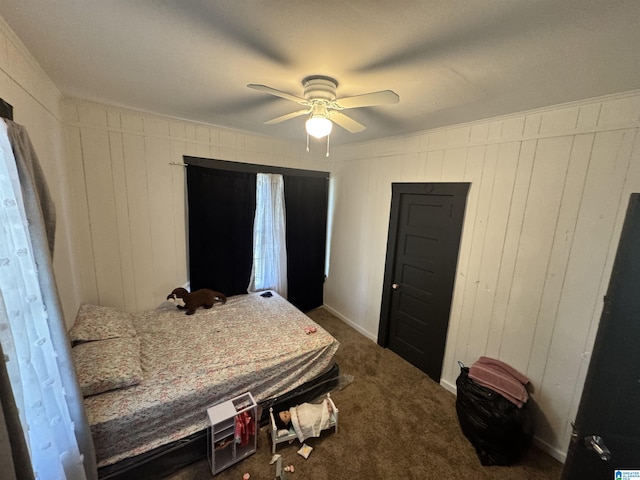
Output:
(83, 291), (339, 467)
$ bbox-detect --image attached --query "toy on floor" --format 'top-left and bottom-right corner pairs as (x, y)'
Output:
(166, 287), (226, 315)
(269, 392), (338, 453)
(297, 444), (313, 459)
(270, 454), (288, 480)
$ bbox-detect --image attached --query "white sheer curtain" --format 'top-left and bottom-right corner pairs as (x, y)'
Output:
(0, 120), (93, 479)
(248, 173), (288, 297)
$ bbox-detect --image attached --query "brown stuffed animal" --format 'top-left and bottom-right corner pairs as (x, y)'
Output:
(166, 287), (227, 315)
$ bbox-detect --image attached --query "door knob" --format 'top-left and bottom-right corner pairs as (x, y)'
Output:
(392, 283), (399, 289)
(584, 435), (611, 461)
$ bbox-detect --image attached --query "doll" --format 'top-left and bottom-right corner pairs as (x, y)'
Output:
(274, 397), (334, 443)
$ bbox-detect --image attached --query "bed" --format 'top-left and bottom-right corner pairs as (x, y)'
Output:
(68, 291), (340, 479)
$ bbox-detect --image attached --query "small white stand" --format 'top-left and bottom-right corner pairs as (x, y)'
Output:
(207, 392), (257, 475)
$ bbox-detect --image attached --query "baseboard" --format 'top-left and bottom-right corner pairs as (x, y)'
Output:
(440, 378), (457, 395)
(321, 304), (378, 342)
(532, 437), (567, 464)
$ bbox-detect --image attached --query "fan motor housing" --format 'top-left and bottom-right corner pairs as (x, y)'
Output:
(303, 75), (338, 102)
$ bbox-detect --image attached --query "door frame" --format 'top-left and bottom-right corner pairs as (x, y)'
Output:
(377, 182), (469, 347)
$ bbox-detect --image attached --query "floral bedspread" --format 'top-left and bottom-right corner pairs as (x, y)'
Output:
(86, 292), (339, 467)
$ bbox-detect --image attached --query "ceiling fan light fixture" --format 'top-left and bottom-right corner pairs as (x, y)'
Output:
(248, 75), (398, 144)
(305, 115), (333, 139)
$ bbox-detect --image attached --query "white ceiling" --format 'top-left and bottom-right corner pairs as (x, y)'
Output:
(1, 1), (639, 145)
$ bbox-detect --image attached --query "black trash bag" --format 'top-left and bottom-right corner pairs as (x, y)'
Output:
(455, 365), (533, 466)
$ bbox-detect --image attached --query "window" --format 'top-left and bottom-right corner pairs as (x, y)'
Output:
(248, 173), (287, 296)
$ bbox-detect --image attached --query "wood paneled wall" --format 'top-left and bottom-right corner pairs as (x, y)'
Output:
(63, 99), (328, 314)
(324, 91), (640, 461)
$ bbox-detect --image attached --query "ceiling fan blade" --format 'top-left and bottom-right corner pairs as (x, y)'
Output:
(336, 90), (400, 109)
(247, 84), (307, 104)
(330, 111), (366, 133)
(264, 109), (310, 125)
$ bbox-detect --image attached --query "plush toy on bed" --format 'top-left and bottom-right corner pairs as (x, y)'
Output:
(166, 287), (226, 315)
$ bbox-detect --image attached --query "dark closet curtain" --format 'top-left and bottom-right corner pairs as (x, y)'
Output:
(186, 165), (256, 296)
(284, 175), (329, 312)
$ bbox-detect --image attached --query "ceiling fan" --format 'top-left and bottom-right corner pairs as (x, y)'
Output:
(247, 75), (399, 139)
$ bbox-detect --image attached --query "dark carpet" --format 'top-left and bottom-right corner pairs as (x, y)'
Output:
(166, 307), (563, 480)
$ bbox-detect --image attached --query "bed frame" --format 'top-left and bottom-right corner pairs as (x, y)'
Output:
(97, 363), (340, 480)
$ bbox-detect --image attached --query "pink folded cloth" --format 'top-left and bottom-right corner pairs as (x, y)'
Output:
(468, 356), (529, 408)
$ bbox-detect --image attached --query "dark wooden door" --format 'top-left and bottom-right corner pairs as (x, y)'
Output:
(378, 183), (469, 382)
(562, 193), (640, 479)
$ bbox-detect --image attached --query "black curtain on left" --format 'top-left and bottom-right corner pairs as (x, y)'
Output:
(186, 165), (256, 296)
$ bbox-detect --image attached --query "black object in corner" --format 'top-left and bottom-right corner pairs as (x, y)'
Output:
(0, 98), (14, 120)
(455, 366), (533, 466)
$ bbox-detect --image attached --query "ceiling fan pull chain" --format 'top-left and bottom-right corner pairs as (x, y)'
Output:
(306, 133), (310, 152)
(326, 134), (330, 157)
